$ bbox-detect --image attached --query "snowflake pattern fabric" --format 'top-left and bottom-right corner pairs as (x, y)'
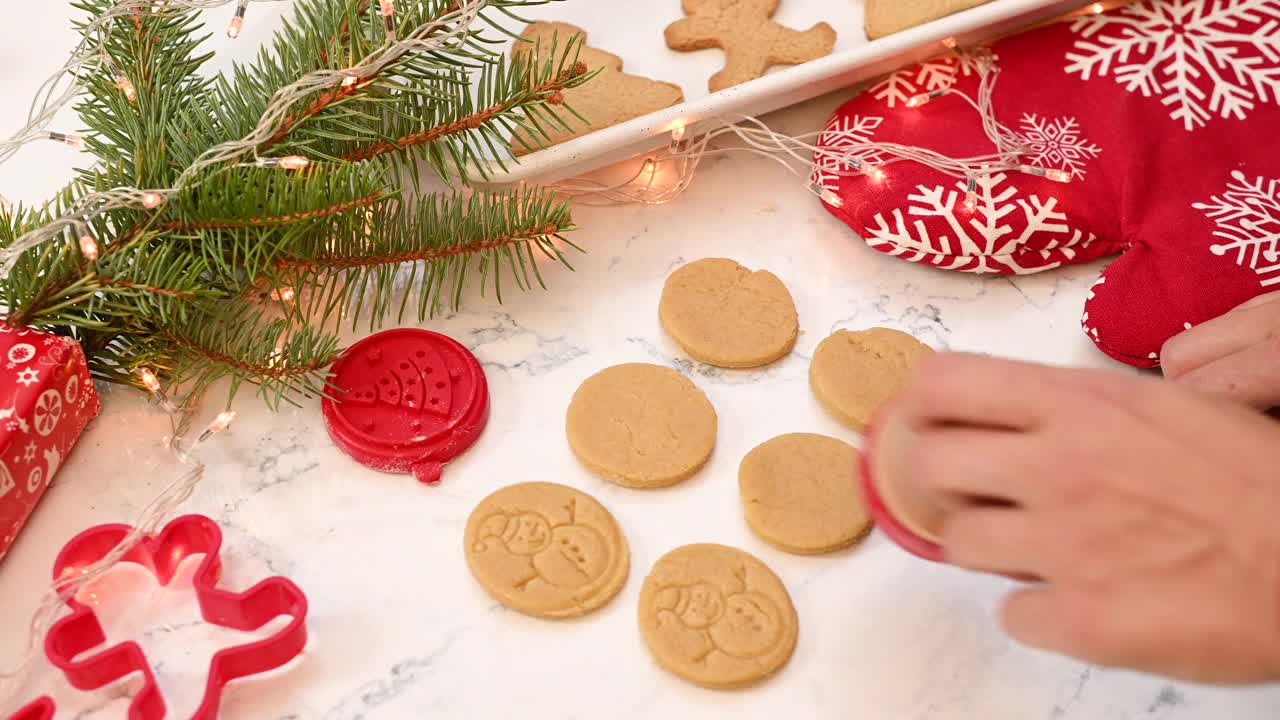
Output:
(869, 54), (989, 108)
(1065, 0), (1280, 131)
(815, 0), (1280, 368)
(1016, 114), (1102, 179)
(1193, 171), (1280, 286)
(864, 173), (1097, 273)
(812, 115), (884, 191)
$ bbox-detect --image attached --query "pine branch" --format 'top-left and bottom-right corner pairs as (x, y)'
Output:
(1, 0), (595, 411)
(159, 308), (340, 409)
(273, 186), (577, 329)
(338, 58), (589, 165)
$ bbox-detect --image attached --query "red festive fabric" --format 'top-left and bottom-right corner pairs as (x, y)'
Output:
(815, 0), (1280, 367)
(0, 326), (99, 563)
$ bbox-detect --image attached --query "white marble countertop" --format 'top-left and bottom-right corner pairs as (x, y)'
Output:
(4, 4), (1280, 720)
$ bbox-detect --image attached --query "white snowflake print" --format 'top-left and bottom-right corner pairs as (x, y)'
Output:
(1016, 114), (1103, 179)
(41, 336), (56, 346)
(22, 442), (35, 461)
(870, 53), (991, 108)
(863, 172), (1096, 274)
(812, 114), (885, 190)
(1066, 0), (1280, 131)
(1192, 170), (1280, 287)
(15, 367), (39, 387)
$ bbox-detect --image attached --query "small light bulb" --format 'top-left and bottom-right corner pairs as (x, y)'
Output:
(138, 367), (162, 394)
(1090, 2), (1104, 14)
(257, 155), (310, 170)
(272, 286), (296, 302)
(341, 75), (359, 88)
(819, 188), (843, 208)
(963, 177), (978, 211)
(868, 166), (886, 183)
(906, 89), (949, 108)
(670, 124), (686, 143)
(942, 37), (958, 49)
(115, 75), (137, 103)
(140, 192), (163, 209)
(47, 131), (85, 149)
(210, 410), (236, 432)
(380, 0), (395, 36)
(1043, 168), (1072, 183)
(78, 233), (99, 262)
(227, 1), (247, 38)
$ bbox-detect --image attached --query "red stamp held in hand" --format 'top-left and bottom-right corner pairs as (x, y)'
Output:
(322, 329), (490, 484)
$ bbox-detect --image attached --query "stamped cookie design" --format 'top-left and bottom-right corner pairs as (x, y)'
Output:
(664, 0), (837, 92)
(638, 543), (798, 688)
(566, 363), (717, 488)
(511, 22), (684, 156)
(809, 327), (933, 432)
(659, 258), (799, 368)
(322, 328), (489, 484)
(465, 482), (630, 619)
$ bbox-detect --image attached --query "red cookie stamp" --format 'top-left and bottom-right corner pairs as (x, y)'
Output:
(322, 329), (489, 484)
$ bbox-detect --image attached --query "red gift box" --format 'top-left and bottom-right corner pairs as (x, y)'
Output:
(0, 325), (99, 563)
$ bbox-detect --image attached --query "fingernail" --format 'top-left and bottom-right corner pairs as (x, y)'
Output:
(873, 414), (945, 544)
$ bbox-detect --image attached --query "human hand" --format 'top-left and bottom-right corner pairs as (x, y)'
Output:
(869, 353), (1280, 684)
(1162, 291), (1280, 409)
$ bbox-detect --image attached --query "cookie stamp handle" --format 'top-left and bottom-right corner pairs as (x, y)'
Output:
(412, 459), (444, 485)
(858, 404), (945, 562)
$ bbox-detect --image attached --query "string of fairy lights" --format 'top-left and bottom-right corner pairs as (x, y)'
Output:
(550, 1), (1119, 207)
(0, 0), (1125, 710)
(0, 0), (495, 708)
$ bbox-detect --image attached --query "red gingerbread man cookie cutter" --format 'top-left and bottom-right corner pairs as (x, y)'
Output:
(7, 514), (308, 720)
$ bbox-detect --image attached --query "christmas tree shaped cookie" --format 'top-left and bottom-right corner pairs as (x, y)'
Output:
(511, 22), (684, 156)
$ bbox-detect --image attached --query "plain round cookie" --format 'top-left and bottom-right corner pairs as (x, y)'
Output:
(809, 328), (933, 432)
(465, 482), (630, 619)
(566, 363), (717, 488)
(659, 258), (799, 368)
(738, 433), (872, 554)
(638, 543), (798, 689)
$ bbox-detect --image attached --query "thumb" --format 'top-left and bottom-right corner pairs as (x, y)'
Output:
(1173, 339), (1280, 410)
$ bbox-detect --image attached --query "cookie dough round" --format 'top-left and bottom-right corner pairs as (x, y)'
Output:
(659, 258), (799, 368)
(809, 328), (933, 432)
(738, 433), (872, 554)
(465, 482), (630, 619)
(566, 363), (717, 488)
(638, 543), (798, 689)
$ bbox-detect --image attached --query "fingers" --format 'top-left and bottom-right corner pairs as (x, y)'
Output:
(1161, 291), (1280, 379)
(894, 353), (1063, 431)
(885, 423), (1039, 503)
(1173, 338), (1280, 410)
(940, 507), (1045, 578)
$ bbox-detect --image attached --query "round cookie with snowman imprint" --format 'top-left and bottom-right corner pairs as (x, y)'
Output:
(638, 543), (798, 689)
(465, 482), (630, 619)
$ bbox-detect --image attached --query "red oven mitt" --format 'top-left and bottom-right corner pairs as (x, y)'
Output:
(814, 0), (1280, 367)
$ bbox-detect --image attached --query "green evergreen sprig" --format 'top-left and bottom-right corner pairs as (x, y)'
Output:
(1, 0), (592, 409)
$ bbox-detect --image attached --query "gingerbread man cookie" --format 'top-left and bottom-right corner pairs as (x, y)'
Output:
(511, 22), (684, 156)
(664, 0), (837, 92)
